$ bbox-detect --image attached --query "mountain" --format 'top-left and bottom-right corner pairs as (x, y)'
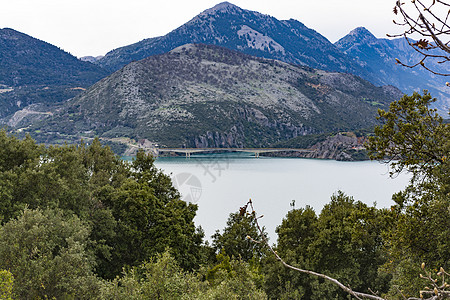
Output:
(28, 44), (402, 149)
(0, 28), (108, 118)
(96, 2), (374, 82)
(95, 2), (450, 113)
(335, 27), (450, 114)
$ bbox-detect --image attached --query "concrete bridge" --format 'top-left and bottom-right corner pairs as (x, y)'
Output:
(156, 147), (315, 158)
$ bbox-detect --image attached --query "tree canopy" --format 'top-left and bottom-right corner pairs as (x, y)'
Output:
(0, 131), (204, 287)
(367, 91), (450, 297)
(1, 84), (448, 300)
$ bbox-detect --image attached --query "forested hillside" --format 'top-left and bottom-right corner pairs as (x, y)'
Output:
(25, 44), (402, 149)
(0, 28), (108, 119)
(0, 91), (448, 299)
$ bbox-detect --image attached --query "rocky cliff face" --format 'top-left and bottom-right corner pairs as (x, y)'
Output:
(306, 133), (366, 160)
(27, 44), (402, 148)
(268, 133), (368, 161)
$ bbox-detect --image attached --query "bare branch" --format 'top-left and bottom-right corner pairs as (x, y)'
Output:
(244, 199), (385, 300)
(393, 0), (450, 75)
(244, 200), (450, 300)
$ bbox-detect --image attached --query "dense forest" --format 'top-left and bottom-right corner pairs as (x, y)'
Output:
(0, 91), (448, 299)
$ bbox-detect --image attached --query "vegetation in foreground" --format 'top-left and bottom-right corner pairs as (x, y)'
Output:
(0, 91), (448, 299)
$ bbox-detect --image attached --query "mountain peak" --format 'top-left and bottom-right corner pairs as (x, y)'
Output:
(212, 1), (237, 9)
(200, 1), (242, 15)
(349, 27), (376, 39)
(335, 27), (378, 48)
(98, 2), (369, 78)
(1, 28), (26, 38)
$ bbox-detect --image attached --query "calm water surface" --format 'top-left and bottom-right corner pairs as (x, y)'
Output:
(151, 153), (410, 243)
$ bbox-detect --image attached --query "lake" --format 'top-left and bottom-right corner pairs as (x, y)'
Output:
(152, 153), (410, 243)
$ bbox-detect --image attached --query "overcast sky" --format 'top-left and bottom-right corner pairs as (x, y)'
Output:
(0, 0), (400, 58)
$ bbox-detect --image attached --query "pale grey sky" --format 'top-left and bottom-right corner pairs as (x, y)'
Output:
(0, 0), (400, 58)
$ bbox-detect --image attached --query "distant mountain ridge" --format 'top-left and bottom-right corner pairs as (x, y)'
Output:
(0, 28), (108, 118)
(1, 1), (448, 146)
(29, 44), (402, 148)
(96, 2), (374, 82)
(0, 28), (107, 87)
(94, 3), (449, 113)
(335, 27), (450, 113)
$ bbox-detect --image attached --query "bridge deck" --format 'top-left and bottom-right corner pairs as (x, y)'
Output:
(157, 148), (314, 153)
(157, 148), (314, 158)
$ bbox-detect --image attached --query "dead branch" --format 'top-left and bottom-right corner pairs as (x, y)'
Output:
(243, 199), (450, 300)
(392, 0), (450, 75)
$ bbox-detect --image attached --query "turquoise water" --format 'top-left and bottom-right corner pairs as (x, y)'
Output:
(147, 154), (410, 242)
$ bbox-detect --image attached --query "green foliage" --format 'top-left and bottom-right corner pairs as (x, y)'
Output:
(0, 131), (204, 283)
(204, 262), (267, 299)
(2, 89), (448, 300)
(0, 208), (100, 299)
(0, 270), (14, 300)
(367, 91), (450, 297)
(264, 192), (391, 299)
(368, 91), (448, 182)
(204, 251), (266, 299)
(109, 151), (203, 274)
(100, 250), (266, 300)
(100, 251), (207, 300)
(0, 131), (45, 222)
(310, 192), (391, 298)
(212, 211), (267, 261)
(0, 130), (44, 173)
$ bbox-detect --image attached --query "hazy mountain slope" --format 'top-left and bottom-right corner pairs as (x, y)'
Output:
(96, 2), (373, 82)
(31, 44), (402, 148)
(335, 27), (450, 113)
(0, 28), (108, 118)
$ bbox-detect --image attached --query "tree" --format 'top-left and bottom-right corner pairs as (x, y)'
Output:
(367, 91), (450, 297)
(246, 197), (450, 300)
(263, 193), (391, 300)
(0, 270), (14, 300)
(98, 150), (204, 277)
(391, 0), (450, 76)
(0, 130), (44, 222)
(100, 250), (267, 300)
(0, 132), (205, 280)
(263, 206), (318, 299)
(212, 211), (267, 262)
(207, 209), (267, 296)
(203, 252), (267, 300)
(99, 251), (207, 300)
(367, 91), (448, 184)
(0, 208), (100, 299)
